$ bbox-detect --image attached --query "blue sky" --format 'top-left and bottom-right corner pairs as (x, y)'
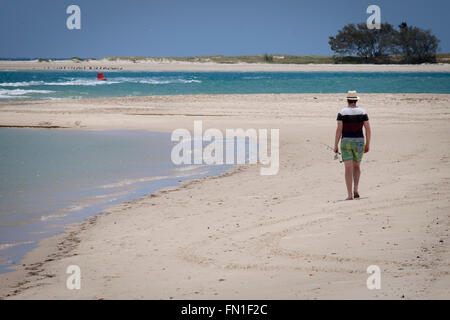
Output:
(1, 0), (449, 58)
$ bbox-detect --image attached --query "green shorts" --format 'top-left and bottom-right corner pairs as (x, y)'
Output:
(340, 138), (365, 163)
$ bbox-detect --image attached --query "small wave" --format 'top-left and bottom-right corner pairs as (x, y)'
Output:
(126, 77), (201, 85)
(99, 175), (171, 188)
(99, 170), (208, 189)
(67, 205), (84, 212)
(40, 213), (68, 221)
(94, 191), (129, 199)
(138, 79), (172, 84)
(174, 165), (205, 172)
(45, 79), (120, 86)
(242, 76), (270, 80)
(0, 89), (54, 98)
(0, 240), (34, 251)
(100, 76), (201, 85)
(0, 94), (20, 99)
(0, 81), (45, 87)
(39, 202), (90, 221)
(178, 79), (201, 84)
(47, 96), (82, 100)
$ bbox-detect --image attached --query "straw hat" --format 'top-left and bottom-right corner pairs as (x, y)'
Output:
(346, 90), (359, 101)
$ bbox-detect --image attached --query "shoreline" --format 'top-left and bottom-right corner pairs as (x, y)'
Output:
(0, 93), (449, 299)
(1, 60), (450, 72)
(0, 127), (231, 279)
(0, 163), (243, 299)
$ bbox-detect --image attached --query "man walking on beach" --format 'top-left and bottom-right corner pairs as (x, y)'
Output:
(334, 91), (371, 200)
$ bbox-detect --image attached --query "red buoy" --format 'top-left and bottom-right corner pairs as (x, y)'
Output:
(97, 73), (106, 81)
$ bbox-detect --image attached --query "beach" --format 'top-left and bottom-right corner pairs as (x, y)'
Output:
(0, 91), (449, 299)
(1, 59), (450, 72)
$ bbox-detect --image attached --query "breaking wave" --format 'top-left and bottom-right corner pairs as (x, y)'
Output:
(0, 88), (54, 98)
(0, 77), (201, 87)
(0, 241), (35, 251)
(0, 81), (45, 87)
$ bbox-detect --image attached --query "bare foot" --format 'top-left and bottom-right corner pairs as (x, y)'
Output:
(346, 196), (353, 200)
(354, 191), (360, 199)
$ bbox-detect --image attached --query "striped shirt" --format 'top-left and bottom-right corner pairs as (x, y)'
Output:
(337, 106), (369, 138)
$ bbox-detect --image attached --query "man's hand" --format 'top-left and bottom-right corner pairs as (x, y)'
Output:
(364, 144), (370, 153)
(334, 146), (339, 154)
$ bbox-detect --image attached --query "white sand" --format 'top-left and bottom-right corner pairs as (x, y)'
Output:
(0, 93), (449, 299)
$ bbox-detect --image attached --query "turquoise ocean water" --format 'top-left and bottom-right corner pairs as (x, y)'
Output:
(0, 71), (450, 100)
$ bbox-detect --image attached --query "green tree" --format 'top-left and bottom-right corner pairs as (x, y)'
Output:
(396, 22), (439, 63)
(329, 22), (440, 64)
(263, 54), (273, 63)
(329, 23), (397, 62)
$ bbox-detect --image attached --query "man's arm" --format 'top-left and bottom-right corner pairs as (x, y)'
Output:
(363, 120), (371, 153)
(334, 120), (343, 153)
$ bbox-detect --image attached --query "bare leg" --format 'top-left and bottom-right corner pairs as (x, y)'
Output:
(353, 161), (361, 197)
(344, 160), (353, 200)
